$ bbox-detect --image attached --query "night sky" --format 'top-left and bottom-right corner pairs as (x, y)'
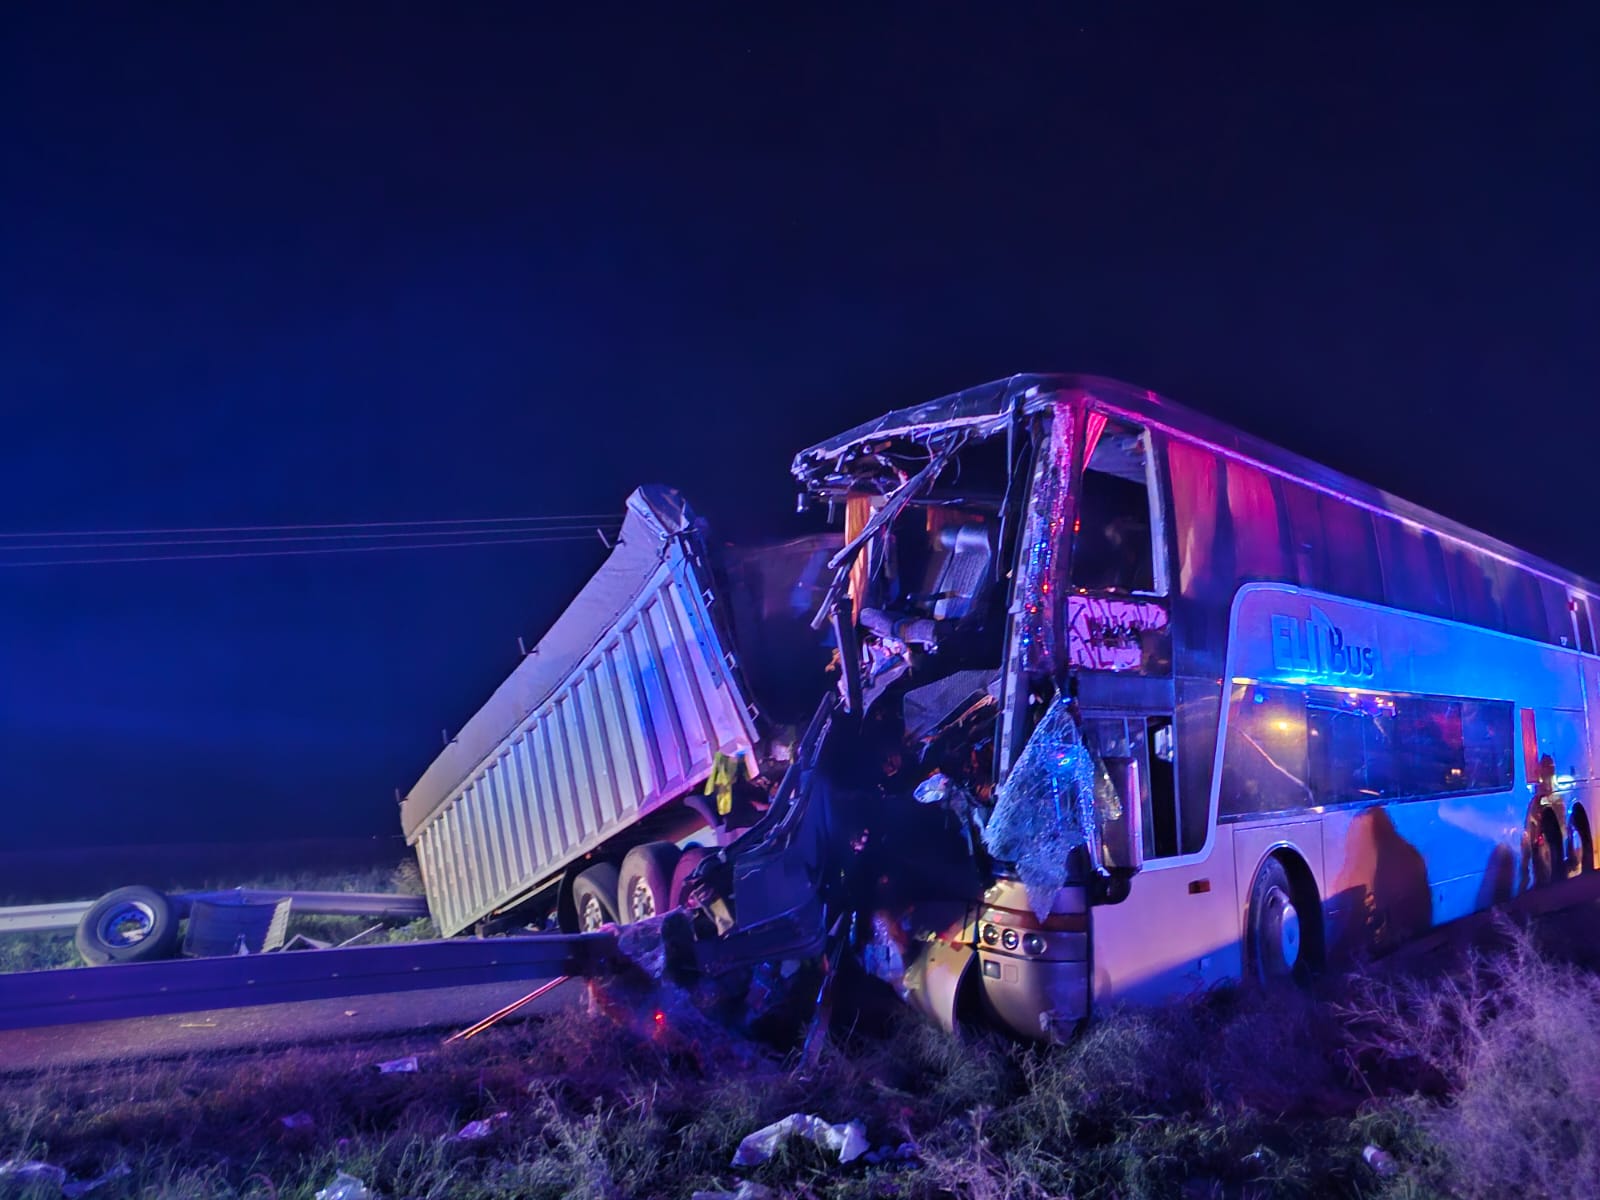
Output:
(2, 7), (1595, 851)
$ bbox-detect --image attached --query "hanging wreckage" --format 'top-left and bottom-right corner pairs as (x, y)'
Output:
(402, 375), (1151, 1040)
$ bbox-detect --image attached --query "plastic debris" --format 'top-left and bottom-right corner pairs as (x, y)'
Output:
(983, 691), (1100, 918)
(315, 1172), (376, 1200)
(279, 1111), (315, 1131)
(862, 1141), (921, 1169)
(691, 1185), (777, 1200)
(731, 1113), (869, 1166)
(0, 1160), (68, 1188)
(615, 912), (670, 980)
(861, 912), (908, 999)
(1362, 1145), (1398, 1176)
(375, 1055), (419, 1074)
(452, 1111), (510, 1141)
(62, 1163), (133, 1198)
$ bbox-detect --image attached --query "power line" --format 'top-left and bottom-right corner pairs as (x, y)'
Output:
(0, 522), (622, 554)
(0, 532), (617, 568)
(0, 512), (625, 540)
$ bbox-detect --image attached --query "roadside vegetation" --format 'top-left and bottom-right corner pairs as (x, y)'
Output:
(0, 863), (435, 974)
(3, 915), (1597, 1199)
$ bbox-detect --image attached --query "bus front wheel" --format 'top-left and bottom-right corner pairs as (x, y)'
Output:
(1246, 857), (1316, 987)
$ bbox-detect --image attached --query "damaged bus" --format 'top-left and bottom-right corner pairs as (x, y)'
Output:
(407, 374), (1600, 1040)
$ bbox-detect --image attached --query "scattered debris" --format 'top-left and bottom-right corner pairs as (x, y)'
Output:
(374, 1054), (419, 1074)
(1362, 1145), (1398, 1176)
(0, 1161), (134, 1197)
(862, 1141), (920, 1169)
(452, 1111), (510, 1141)
(314, 1172), (377, 1200)
(62, 1163), (132, 1198)
(0, 1160), (67, 1189)
(731, 1113), (869, 1167)
(691, 1184), (778, 1200)
(278, 1111), (315, 1131)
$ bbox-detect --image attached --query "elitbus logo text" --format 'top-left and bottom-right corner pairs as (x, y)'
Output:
(1269, 608), (1377, 680)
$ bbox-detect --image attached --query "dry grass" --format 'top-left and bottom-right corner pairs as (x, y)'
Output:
(6, 901), (1600, 1198)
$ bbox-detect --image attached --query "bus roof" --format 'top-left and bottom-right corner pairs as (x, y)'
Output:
(792, 372), (1600, 602)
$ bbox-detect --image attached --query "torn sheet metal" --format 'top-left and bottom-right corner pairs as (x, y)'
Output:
(983, 692), (1100, 919)
(1067, 594), (1170, 672)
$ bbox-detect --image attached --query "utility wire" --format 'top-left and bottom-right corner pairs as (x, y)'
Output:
(0, 531), (617, 568)
(0, 522), (622, 554)
(0, 512), (625, 540)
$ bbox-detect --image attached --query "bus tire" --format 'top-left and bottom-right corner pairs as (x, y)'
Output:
(1245, 857), (1313, 987)
(572, 864), (621, 932)
(75, 886), (181, 966)
(1570, 808), (1593, 878)
(617, 842), (681, 923)
(1532, 812), (1563, 887)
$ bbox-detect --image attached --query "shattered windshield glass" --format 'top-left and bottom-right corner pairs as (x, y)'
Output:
(982, 692), (1102, 918)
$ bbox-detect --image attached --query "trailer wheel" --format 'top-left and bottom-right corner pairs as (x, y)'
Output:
(572, 864), (621, 933)
(618, 842), (681, 923)
(670, 845), (712, 907)
(75, 886), (180, 966)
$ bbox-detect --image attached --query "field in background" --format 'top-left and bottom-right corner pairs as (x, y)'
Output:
(4, 915), (1600, 1199)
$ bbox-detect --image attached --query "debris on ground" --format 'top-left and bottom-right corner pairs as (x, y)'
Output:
(452, 1111), (510, 1141)
(0, 1160), (68, 1188)
(373, 1054), (419, 1073)
(62, 1163), (132, 1198)
(691, 1184), (778, 1200)
(314, 1171), (377, 1200)
(731, 1112), (870, 1166)
(1362, 1145), (1398, 1176)
(278, 1111), (315, 1131)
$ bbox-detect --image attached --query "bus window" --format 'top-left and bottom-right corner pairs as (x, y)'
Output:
(1144, 717), (1179, 859)
(1072, 417), (1160, 594)
(1376, 518), (1452, 619)
(1219, 684), (1311, 818)
(1446, 545), (1505, 632)
(1574, 595), (1596, 655)
(1224, 459), (1293, 583)
(1283, 481), (1382, 602)
(1306, 690), (1397, 806)
(1499, 564), (1549, 644)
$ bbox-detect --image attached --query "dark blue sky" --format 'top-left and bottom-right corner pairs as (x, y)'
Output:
(2, 6), (1596, 849)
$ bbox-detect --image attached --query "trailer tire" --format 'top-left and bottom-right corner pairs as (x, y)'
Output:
(1245, 857), (1314, 987)
(618, 842), (681, 923)
(670, 845), (713, 907)
(75, 886), (180, 966)
(572, 864), (621, 933)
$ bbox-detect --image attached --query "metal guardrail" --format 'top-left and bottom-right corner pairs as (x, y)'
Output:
(0, 903), (92, 936)
(0, 932), (619, 1031)
(0, 891), (431, 937)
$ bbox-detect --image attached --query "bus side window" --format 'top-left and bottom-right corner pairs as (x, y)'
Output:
(1572, 595), (1595, 655)
(1220, 684), (1312, 818)
(1073, 417), (1162, 595)
(1144, 717), (1179, 858)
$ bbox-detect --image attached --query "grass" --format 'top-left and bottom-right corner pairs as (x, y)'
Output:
(6, 884), (1599, 1197)
(11, 916), (1592, 1200)
(0, 862), (435, 974)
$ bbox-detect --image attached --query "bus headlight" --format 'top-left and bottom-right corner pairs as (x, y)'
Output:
(1001, 928), (1020, 951)
(1022, 933), (1046, 956)
(981, 923), (999, 946)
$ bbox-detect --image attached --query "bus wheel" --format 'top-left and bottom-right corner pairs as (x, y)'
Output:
(1570, 810), (1594, 878)
(618, 842), (681, 923)
(1532, 813), (1564, 886)
(572, 864), (621, 932)
(1247, 858), (1308, 986)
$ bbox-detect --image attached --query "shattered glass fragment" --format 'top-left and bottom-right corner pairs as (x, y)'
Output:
(983, 692), (1101, 918)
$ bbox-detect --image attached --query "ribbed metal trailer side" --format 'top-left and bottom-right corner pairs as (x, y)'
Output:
(406, 489), (760, 936)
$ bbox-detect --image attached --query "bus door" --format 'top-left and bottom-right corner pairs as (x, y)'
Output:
(1068, 410), (1179, 864)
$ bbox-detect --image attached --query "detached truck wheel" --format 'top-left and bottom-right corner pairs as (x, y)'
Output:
(75, 886), (180, 966)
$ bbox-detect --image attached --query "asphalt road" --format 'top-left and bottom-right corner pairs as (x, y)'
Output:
(0, 975), (583, 1074)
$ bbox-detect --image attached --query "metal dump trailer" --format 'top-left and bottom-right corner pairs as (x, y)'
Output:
(401, 486), (816, 937)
